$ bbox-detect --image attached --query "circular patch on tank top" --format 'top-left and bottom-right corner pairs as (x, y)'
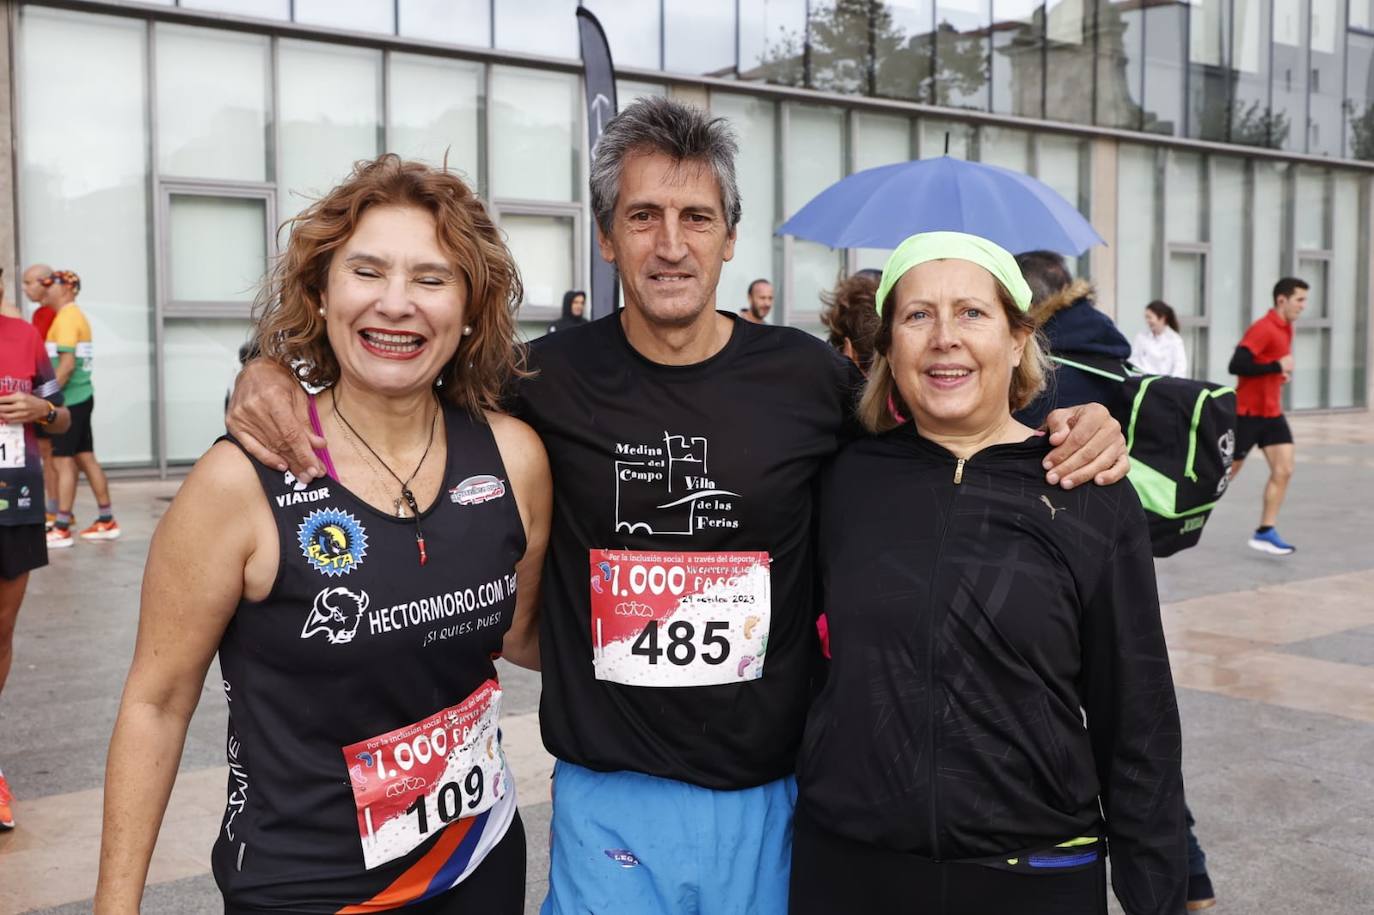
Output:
(297, 507), (369, 577)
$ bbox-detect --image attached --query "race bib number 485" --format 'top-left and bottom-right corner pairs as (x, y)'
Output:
(589, 549), (771, 687)
(341, 680), (507, 870)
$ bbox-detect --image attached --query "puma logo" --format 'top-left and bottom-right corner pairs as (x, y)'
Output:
(1039, 495), (1067, 520)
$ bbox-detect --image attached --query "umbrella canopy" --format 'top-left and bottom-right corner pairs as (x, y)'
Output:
(777, 155), (1105, 256)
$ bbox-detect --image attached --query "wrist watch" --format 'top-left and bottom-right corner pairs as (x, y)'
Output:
(37, 401), (58, 426)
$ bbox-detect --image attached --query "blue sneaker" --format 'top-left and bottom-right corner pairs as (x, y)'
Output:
(1248, 528), (1295, 555)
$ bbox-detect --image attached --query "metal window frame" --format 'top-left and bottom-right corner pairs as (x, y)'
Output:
(158, 179), (278, 319)
(490, 199), (586, 323)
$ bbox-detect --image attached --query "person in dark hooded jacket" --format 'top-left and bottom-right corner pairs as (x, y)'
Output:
(1014, 251), (1132, 429)
(547, 289), (587, 334)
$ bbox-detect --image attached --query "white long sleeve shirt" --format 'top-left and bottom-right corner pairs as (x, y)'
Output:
(1131, 327), (1189, 377)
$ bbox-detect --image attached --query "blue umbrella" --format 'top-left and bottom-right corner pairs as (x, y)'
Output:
(777, 156), (1105, 256)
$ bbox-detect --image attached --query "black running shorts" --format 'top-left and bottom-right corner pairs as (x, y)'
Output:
(51, 397), (94, 458)
(0, 524), (48, 580)
(1235, 414), (1293, 459)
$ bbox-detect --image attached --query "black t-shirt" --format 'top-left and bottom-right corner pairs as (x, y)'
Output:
(511, 312), (862, 789)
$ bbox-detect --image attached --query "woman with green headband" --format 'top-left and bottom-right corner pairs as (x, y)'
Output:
(792, 232), (1187, 914)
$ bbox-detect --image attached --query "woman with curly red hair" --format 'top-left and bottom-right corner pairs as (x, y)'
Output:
(97, 155), (550, 915)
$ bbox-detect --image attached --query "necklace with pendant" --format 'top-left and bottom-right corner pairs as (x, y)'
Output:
(332, 391), (439, 566)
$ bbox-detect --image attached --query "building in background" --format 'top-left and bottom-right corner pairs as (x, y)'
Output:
(1, 0), (1369, 473)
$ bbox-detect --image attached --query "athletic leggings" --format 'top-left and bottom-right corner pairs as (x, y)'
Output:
(789, 809), (1107, 915)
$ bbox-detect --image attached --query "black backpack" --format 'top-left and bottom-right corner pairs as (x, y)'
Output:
(1050, 354), (1238, 557)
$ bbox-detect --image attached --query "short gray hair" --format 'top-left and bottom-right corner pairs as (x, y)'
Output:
(589, 96), (742, 236)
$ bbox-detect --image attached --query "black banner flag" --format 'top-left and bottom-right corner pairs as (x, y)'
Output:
(576, 7), (619, 319)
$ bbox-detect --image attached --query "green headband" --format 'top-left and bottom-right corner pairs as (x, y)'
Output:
(875, 231), (1033, 316)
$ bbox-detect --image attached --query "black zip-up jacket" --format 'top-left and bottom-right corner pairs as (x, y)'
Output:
(798, 426), (1187, 915)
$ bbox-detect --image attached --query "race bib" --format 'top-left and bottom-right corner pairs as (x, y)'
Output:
(341, 680), (507, 870)
(589, 549), (771, 687)
(75, 341), (93, 369)
(44, 342), (56, 359)
(0, 423), (24, 469)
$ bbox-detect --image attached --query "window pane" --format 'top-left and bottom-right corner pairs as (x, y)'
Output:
(713, 93), (777, 320)
(1209, 158), (1246, 384)
(786, 104), (844, 319)
(398, 0), (490, 46)
(1167, 250), (1205, 318)
(1045, 0), (1090, 122)
(1250, 161), (1287, 324)
(1036, 134), (1086, 219)
(1231, 0), (1274, 147)
(739, 0), (808, 83)
(1296, 257), (1330, 320)
(617, 80), (667, 106)
(388, 54), (482, 185)
(1329, 173), (1364, 408)
(1271, 0), (1308, 152)
(1187, 0), (1230, 141)
(294, 0), (394, 34)
(19, 7), (153, 464)
(155, 25), (269, 182)
(1346, 33), (1374, 160)
(978, 125), (1031, 173)
(164, 319), (252, 462)
(1094, 0), (1144, 129)
(1166, 151), (1204, 242)
(1142, 3), (1186, 135)
(278, 41), (382, 218)
(502, 214), (575, 309)
(1307, 0), (1342, 155)
(168, 196), (267, 303)
(489, 67), (578, 202)
(920, 118), (973, 157)
(1288, 328), (1325, 408)
(935, 0), (990, 110)
(664, 0), (737, 74)
(583, 0), (661, 69)
(1115, 144), (1160, 342)
(495, 0), (579, 58)
(852, 113), (911, 270)
(1294, 167), (1329, 251)
(993, 0), (1043, 117)
(181, 0), (289, 18)
(876, 1), (936, 101)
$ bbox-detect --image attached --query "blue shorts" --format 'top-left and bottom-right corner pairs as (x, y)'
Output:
(541, 760), (797, 915)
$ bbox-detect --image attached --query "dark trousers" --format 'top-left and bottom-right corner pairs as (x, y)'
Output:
(789, 808), (1107, 915)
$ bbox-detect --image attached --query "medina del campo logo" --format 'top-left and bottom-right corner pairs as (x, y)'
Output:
(297, 508), (369, 577)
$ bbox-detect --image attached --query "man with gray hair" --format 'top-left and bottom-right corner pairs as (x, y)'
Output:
(227, 96), (1128, 912)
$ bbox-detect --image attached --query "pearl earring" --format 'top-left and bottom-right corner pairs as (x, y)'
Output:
(462, 325), (472, 336)
(318, 307), (325, 317)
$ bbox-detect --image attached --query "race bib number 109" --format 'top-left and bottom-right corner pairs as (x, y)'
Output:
(589, 549), (771, 687)
(341, 680), (507, 870)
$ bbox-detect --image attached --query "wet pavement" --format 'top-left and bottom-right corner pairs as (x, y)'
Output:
(2, 412), (1372, 914)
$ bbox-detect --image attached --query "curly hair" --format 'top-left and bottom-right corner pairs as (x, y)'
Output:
(253, 154), (526, 417)
(820, 272), (882, 372)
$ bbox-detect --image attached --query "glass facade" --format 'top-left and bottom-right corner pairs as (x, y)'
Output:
(10, 0), (1372, 472)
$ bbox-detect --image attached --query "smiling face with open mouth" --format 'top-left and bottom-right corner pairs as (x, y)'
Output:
(320, 204), (467, 398)
(887, 259), (1029, 439)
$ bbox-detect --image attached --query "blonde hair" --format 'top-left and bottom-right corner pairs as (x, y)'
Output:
(857, 275), (1050, 434)
(254, 154), (526, 417)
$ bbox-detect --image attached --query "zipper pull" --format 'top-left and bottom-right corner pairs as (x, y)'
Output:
(953, 458), (965, 485)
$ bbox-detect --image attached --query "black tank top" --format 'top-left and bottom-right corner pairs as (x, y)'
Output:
(212, 404), (526, 913)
